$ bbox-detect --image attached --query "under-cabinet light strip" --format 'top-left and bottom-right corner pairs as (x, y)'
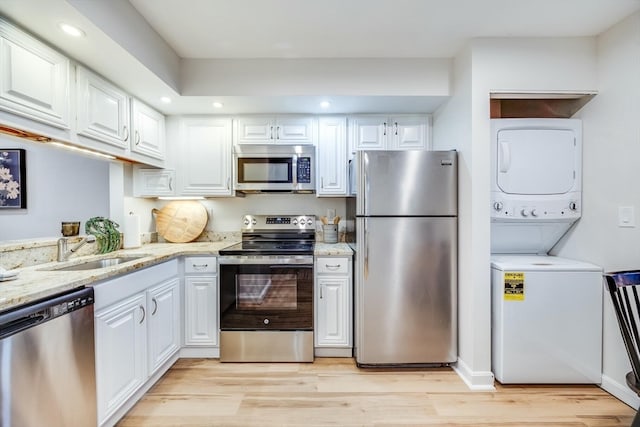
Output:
(48, 142), (117, 160)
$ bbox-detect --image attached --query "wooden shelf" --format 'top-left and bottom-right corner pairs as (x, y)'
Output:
(490, 91), (597, 119)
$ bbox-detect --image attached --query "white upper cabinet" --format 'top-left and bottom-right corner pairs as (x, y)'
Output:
(179, 117), (233, 196)
(131, 99), (165, 161)
(317, 116), (348, 196)
(76, 66), (130, 150)
(349, 115), (430, 152)
(0, 18), (70, 129)
(235, 115), (315, 144)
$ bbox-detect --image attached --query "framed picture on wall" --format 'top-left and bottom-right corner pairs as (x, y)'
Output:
(0, 149), (26, 209)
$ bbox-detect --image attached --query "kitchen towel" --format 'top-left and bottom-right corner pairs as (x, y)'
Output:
(123, 213), (141, 248)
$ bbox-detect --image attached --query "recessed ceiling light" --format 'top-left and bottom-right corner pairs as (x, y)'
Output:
(212, 102), (224, 109)
(160, 96), (172, 104)
(59, 23), (85, 38)
(320, 101), (331, 109)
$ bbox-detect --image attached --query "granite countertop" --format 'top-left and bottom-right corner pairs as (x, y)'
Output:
(314, 242), (353, 256)
(0, 241), (353, 312)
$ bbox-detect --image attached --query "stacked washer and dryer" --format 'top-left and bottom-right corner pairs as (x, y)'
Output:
(490, 118), (602, 384)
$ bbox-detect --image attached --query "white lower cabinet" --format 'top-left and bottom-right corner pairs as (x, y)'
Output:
(94, 260), (180, 427)
(183, 256), (219, 356)
(315, 256), (353, 356)
(95, 293), (147, 425)
(147, 279), (181, 375)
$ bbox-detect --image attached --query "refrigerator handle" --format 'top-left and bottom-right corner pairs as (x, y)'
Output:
(364, 218), (369, 279)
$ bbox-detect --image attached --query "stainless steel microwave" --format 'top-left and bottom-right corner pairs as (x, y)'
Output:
(233, 145), (315, 193)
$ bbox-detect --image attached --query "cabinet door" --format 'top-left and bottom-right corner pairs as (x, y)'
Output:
(95, 293), (147, 424)
(0, 19), (70, 129)
(390, 116), (429, 150)
(179, 118), (232, 196)
(235, 116), (274, 144)
(131, 98), (165, 160)
(133, 168), (175, 197)
(275, 116), (315, 144)
(350, 116), (386, 150)
(316, 276), (351, 347)
(184, 275), (218, 346)
(147, 278), (181, 375)
(76, 66), (130, 150)
(317, 116), (347, 196)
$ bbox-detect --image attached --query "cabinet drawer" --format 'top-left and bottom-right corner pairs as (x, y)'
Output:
(184, 257), (217, 274)
(316, 257), (349, 274)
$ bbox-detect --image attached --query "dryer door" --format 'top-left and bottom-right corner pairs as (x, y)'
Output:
(496, 128), (576, 195)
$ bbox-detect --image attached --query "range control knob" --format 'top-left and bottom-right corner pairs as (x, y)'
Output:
(569, 202), (578, 211)
(243, 218), (250, 226)
(493, 202), (503, 211)
(520, 209), (529, 217)
(307, 219), (313, 226)
(263, 318), (270, 325)
(531, 209), (538, 217)
(251, 218), (257, 225)
(292, 218), (298, 225)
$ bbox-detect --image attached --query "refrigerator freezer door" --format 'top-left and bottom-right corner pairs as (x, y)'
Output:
(357, 150), (457, 216)
(355, 216), (457, 365)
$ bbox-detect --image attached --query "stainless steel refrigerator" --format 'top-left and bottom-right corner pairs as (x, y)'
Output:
(348, 150), (458, 366)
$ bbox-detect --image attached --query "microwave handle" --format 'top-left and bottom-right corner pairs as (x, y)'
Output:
(292, 155), (298, 185)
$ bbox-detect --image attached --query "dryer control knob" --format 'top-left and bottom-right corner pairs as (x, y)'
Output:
(493, 202), (503, 211)
(531, 209), (538, 217)
(520, 209), (529, 217)
(569, 202), (578, 211)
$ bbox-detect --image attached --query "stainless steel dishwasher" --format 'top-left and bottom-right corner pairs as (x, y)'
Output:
(0, 287), (97, 427)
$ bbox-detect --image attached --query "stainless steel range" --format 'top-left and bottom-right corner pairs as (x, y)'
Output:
(218, 214), (315, 362)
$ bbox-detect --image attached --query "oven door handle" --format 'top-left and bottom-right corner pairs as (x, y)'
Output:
(269, 265), (313, 269)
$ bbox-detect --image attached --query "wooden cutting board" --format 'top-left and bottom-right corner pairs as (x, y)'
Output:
(152, 201), (208, 243)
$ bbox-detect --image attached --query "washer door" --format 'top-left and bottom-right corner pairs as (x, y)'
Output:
(496, 128), (577, 195)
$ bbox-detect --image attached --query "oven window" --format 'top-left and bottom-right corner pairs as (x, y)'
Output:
(238, 158), (292, 183)
(236, 274), (297, 310)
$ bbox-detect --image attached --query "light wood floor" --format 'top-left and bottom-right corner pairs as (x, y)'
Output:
(117, 358), (635, 427)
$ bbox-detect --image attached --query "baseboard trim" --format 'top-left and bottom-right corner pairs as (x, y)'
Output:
(314, 347), (353, 357)
(180, 347), (220, 358)
(453, 357), (495, 391)
(601, 374), (640, 409)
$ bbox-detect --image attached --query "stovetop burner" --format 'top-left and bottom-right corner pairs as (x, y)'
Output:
(219, 214), (316, 256)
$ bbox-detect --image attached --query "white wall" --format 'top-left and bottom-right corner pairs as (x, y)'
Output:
(434, 46), (496, 388)
(554, 12), (640, 408)
(0, 136), (110, 241)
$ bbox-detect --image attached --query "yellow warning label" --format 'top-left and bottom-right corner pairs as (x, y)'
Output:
(504, 272), (524, 301)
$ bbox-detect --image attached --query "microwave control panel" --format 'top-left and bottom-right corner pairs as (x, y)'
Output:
(297, 157), (312, 183)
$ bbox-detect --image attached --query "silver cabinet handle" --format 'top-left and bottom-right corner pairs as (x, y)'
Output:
(227, 177), (230, 190)
(139, 305), (145, 324)
(168, 177), (173, 191)
(325, 264), (341, 269)
(123, 125), (129, 141)
(321, 177), (324, 189)
(192, 264), (208, 269)
(320, 284), (323, 299)
(383, 122), (387, 136)
(270, 126), (274, 140)
(135, 130), (141, 145)
(151, 298), (158, 315)
(394, 121), (398, 136)
(276, 125), (280, 139)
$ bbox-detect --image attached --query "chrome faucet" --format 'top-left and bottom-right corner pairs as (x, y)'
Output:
(57, 235), (97, 262)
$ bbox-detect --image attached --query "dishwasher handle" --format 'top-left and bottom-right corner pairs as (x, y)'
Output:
(0, 287), (94, 340)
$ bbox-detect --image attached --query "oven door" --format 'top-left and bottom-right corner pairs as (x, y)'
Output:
(219, 256), (313, 330)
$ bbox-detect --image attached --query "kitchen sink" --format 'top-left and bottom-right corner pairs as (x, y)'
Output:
(43, 255), (148, 271)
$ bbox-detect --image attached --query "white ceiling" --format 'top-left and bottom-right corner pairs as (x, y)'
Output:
(128, 0), (640, 59)
(0, 0), (638, 114)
